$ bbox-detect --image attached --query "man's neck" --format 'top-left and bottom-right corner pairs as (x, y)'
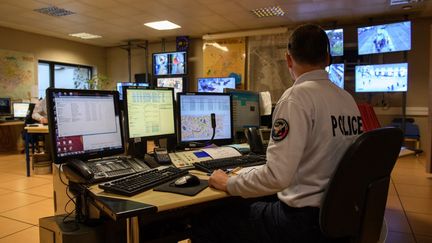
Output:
(294, 65), (325, 80)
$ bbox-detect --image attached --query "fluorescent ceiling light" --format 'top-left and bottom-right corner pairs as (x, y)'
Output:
(251, 6), (285, 18)
(69, 33), (102, 39)
(144, 20), (181, 30)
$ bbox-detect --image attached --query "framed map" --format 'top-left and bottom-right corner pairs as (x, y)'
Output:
(203, 38), (246, 89)
(0, 49), (35, 100)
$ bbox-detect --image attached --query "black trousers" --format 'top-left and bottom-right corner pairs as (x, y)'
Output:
(191, 196), (329, 243)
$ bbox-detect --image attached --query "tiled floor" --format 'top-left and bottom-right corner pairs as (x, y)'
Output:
(0, 152), (431, 242)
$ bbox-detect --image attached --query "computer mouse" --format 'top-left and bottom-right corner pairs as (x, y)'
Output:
(174, 174), (201, 187)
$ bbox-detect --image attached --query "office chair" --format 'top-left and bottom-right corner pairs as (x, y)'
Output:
(320, 127), (403, 243)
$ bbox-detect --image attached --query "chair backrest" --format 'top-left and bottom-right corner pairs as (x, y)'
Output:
(24, 103), (36, 125)
(320, 127), (403, 243)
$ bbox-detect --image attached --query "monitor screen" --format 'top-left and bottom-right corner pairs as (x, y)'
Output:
(116, 82), (149, 100)
(178, 93), (233, 145)
(197, 77), (236, 93)
(325, 28), (344, 56)
(13, 102), (30, 118)
(153, 51), (187, 76)
(46, 88), (124, 164)
(355, 63), (408, 92)
(0, 98), (11, 115)
(156, 77), (184, 99)
(124, 87), (176, 139)
(224, 88), (260, 133)
(358, 21), (411, 55)
(325, 64), (345, 89)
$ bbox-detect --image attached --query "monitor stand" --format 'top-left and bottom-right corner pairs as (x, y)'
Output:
(127, 141), (147, 160)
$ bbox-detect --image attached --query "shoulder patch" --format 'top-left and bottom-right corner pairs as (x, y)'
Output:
(272, 118), (289, 141)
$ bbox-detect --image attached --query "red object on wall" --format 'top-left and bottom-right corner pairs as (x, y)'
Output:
(357, 103), (381, 132)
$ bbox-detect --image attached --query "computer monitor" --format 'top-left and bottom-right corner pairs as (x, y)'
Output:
(46, 88), (124, 164)
(13, 102), (30, 118)
(177, 92), (233, 146)
(355, 63), (408, 92)
(124, 87), (176, 140)
(156, 77), (184, 100)
(224, 88), (260, 133)
(0, 98), (11, 115)
(325, 64), (345, 89)
(116, 82), (149, 100)
(153, 51), (187, 76)
(197, 77), (236, 93)
(358, 21), (411, 55)
(325, 28), (344, 56)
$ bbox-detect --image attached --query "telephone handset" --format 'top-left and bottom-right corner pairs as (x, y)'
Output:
(244, 127), (265, 155)
(62, 159), (94, 184)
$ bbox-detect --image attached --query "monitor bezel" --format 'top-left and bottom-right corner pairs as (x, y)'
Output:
(0, 97), (11, 115)
(224, 88), (261, 133)
(357, 20), (412, 55)
(354, 62), (408, 93)
(46, 88), (125, 164)
(123, 86), (177, 141)
(177, 92), (234, 146)
(152, 51), (188, 77)
(12, 102), (30, 118)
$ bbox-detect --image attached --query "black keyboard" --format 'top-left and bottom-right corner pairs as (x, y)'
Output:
(194, 154), (266, 173)
(99, 166), (188, 196)
(87, 157), (150, 183)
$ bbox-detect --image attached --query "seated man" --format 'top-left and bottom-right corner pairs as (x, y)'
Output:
(32, 98), (48, 124)
(191, 24), (363, 242)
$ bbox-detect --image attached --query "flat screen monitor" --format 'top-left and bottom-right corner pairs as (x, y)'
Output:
(355, 63), (408, 92)
(224, 88), (260, 133)
(153, 51), (187, 76)
(156, 77), (184, 99)
(124, 87), (176, 140)
(325, 64), (345, 89)
(178, 93), (233, 145)
(13, 102), (30, 118)
(358, 21), (411, 55)
(197, 77), (236, 93)
(116, 82), (149, 100)
(46, 88), (124, 164)
(0, 98), (11, 115)
(325, 28), (344, 56)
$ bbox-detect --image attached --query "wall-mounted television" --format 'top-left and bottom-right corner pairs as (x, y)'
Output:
(325, 28), (344, 56)
(197, 77), (236, 93)
(355, 63), (408, 92)
(153, 51), (187, 76)
(325, 64), (344, 89)
(358, 21), (411, 55)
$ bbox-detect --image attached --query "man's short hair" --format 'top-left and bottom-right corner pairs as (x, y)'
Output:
(288, 24), (329, 66)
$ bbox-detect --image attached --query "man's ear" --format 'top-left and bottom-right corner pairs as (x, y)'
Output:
(286, 52), (293, 69)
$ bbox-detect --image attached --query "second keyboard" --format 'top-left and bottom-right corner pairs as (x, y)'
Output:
(194, 154), (266, 173)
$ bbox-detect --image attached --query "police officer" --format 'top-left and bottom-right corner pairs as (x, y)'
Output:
(191, 24), (362, 243)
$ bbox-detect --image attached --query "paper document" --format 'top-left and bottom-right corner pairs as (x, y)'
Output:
(259, 91), (272, 116)
(201, 147), (242, 159)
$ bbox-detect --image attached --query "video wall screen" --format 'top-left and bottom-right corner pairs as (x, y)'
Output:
(355, 63), (408, 92)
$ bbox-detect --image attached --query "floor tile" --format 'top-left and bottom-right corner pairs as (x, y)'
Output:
(21, 183), (53, 198)
(400, 197), (432, 214)
(386, 231), (416, 243)
(388, 181), (397, 196)
(0, 188), (12, 196)
(396, 184), (432, 199)
(386, 195), (404, 211)
(384, 209), (412, 233)
(0, 192), (46, 213)
(416, 235), (432, 243)
(0, 173), (25, 183)
(0, 216), (32, 239)
(0, 226), (38, 243)
(0, 199), (54, 225)
(391, 174), (432, 187)
(0, 177), (51, 191)
(406, 212), (432, 237)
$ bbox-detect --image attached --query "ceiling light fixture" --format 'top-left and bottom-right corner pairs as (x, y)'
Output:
(144, 20), (181, 30)
(34, 6), (75, 17)
(251, 6), (285, 18)
(69, 33), (102, 39)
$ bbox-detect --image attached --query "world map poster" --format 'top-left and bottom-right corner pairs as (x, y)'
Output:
(0, 49), (35, 99)
(203, 38), (246, 89)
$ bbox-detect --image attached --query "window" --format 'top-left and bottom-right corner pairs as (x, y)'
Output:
(38, 61), (93, 98)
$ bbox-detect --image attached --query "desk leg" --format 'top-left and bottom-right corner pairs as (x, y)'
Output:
(126, 216), (139, 243)
(25, 131), (30, 177)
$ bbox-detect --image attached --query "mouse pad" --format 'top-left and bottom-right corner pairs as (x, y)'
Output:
(153, 179), (208, 196)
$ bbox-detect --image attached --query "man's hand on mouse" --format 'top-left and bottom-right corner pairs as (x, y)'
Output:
(208, 169), (228, 192)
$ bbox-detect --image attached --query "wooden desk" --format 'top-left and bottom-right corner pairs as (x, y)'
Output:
(87, 172), (228, 243)
(24, 125), (49, 176)
(0, 121), (25, 152)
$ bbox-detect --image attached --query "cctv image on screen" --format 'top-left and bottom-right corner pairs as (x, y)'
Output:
(170, 52), (186, 75)
(358, 21), (411, 55)
(198, 77), (236, 93)
(154, 53), (169, 75)
(325, 64), (344, 89)
(355, 63), (408, 92)
(325, 28), (344, 56)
